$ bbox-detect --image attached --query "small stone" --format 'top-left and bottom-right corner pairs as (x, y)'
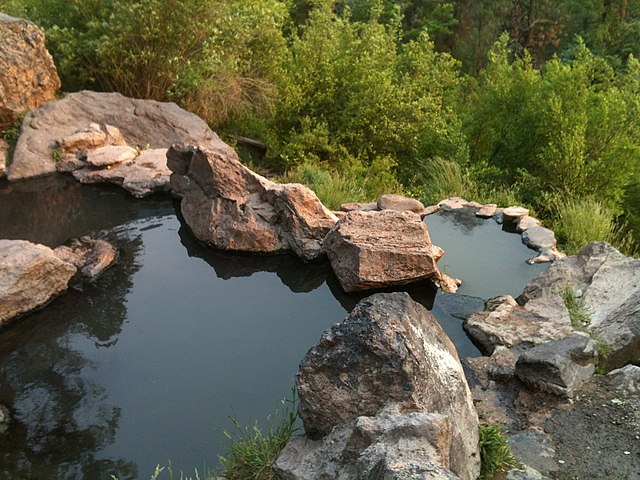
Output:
(438, 197), (468, 210)
(84, 145), (138, 167)
(503, 206), (530, 224)
(476, 204), (497, 218)
(340, 202), (378, 212)
(423, 204), (440, 216)
(522, 227), (557, 251)
(377, 193), (425, 214)
(517, 216), (542, 232)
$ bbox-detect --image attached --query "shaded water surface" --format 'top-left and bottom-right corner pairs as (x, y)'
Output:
(0, 178), (547, 478)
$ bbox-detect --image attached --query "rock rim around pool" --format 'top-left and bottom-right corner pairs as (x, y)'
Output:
(292, 292), (480, 480)
(324, 209), (449, 293)
(0, 13), (60, 131)
(0, 237), (117, 326)
(167, 144), (338, 262)
(6, 90), (220, 181)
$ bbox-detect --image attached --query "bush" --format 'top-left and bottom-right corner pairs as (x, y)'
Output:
(279, 157), (405, 210)
(550, 195), (638, 256)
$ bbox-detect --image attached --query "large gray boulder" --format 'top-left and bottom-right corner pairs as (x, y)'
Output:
(518, 242), (640, 369)
(295, 292), (480, 480)
(515, 334), (598, 398)
(463, 296), (575, 354)
(0, 239), (76, 325)
(168, 144), (338, 261)
(274, 406), (461, 480)
(6, 90), (219, 180)
(323, 210), (446, 292)
(0, 14), (60, 130)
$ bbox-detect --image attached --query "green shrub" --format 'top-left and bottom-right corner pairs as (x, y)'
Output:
(550, 195), (638, 256)
(279, 157), (405, 210)
(219, 393), (298, 480)
(479, 424), (517, 480)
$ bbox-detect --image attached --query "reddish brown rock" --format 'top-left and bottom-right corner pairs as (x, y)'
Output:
(0, 239), (76, 326)
(168, 144), (338, 261)
(323, 210), (444, 292)
(377, 193), (425, 214)
(0, 14), (60, 130)
(7, 90), (219, 180)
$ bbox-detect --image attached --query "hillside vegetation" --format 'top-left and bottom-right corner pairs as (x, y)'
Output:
(2, 0), (639, 255)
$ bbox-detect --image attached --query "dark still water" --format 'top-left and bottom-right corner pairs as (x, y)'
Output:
(0, 177), (547, 479)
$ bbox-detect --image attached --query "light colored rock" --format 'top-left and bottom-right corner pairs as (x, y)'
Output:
(518, 242), (640, 369)
(53, 236), (117, 281)
(0, 239), (76, 325)
(521, 226), (557, 251)
(463, 295), (575, 354)
(438, 197), (468, 211)
(476, 204), (497, 218)
(324, 210), (445, 292)
(296, 293), (480, 480)
(0, 404), (9, 435)
(465, 201), (483, 209)
(0, 14), (60, 130)
(526, 247), (566, 265)
(7, 90), (219, 180)
(423, 204), (440, 216)
(517, 216), (542, 232)
(168, 144), (338, 261)
(73, 148), (171, 197)
(57, 122), (127, 153)
(83, 145), (138, 167)
(274, 406), (462, 480)
(503, 206), (530, 224)
(377, 193), (425, 214)
(0, 138), (7, 178)
(607, 365), (640, 395)
(515, 334), (598, 398)
(340, 202), (378, 212)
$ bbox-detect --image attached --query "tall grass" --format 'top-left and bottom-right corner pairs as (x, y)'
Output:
(280, 162), (405, 210)
(219, 392), (298, 480)
(550, 196), (638, 256)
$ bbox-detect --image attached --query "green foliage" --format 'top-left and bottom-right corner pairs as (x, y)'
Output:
(219, 392), (298, 480)
(561, 284), (592, 329)
(2, 112), (25, 161)
(280, 158), (405, 210)
(549, 195), (638, 256)
(479, 424), (517, 480)
(270, 4), (467, 182)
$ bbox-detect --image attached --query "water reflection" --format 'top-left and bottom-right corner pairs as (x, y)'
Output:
(0, 233), (143, 479)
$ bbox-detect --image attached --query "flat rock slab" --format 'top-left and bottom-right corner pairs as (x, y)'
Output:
(296, 292), (480, 480)
(522, 226), (557, 251)
(476, 204), (497, 218)
(503, 206), (530, 224)
(519, 241), (640, 370)
(377, 193), (425, 214)
(515, 334), (598, 398)
(463, 295), (575, 354)
(340, 202), (378, 212)
(73, 148), (171, 197)
(438, 197), (468, 210)
(517, 216), (542, 232)
(84, 145), (138, 167)
(168, 144), (338, 261)
(0, 239), (76, 325)
(57, 122), (127, 153)
(0, 14), (60, 130)
(7, 90), (220, 180)
(324, 210), (444, 292)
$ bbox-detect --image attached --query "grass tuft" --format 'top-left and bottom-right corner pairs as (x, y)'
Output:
(479, 424), (517, 480)
(561, 284), (591, 329)
(219, 390), (298, 480)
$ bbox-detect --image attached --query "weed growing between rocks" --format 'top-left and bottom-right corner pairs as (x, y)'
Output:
(479, 424), (517, 480)
(219, 389), (298, 480)
(561, 284), (591, 329)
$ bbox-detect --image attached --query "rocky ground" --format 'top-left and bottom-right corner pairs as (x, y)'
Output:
(544, 375), (640, 480)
